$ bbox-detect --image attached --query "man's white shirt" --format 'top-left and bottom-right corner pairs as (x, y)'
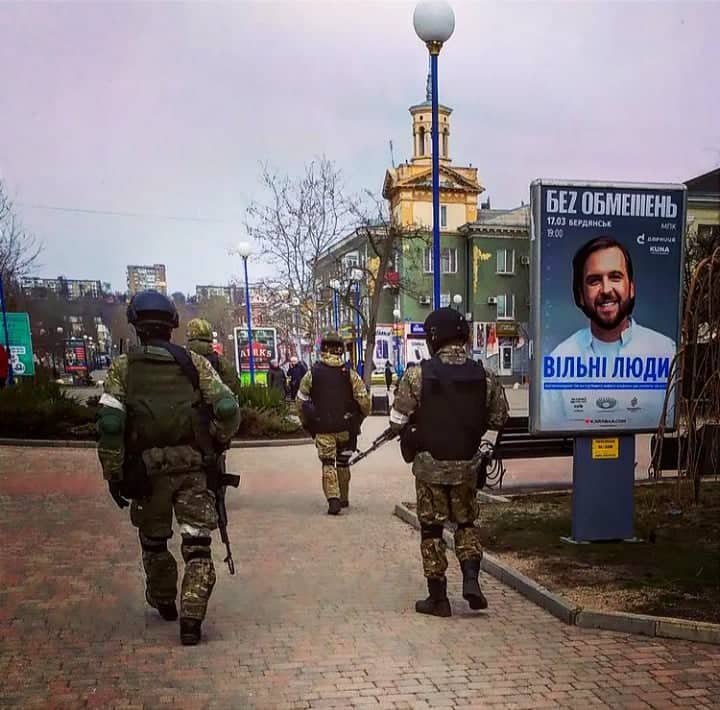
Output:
(541, 319), (676, 430)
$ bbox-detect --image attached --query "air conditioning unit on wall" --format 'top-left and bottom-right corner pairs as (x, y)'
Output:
(487, 296), (498, 305)
(521, 256), (530, 265)
(418, 295), (431, 305)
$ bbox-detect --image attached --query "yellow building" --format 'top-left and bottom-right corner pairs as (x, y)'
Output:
(382, 92), (484, 231)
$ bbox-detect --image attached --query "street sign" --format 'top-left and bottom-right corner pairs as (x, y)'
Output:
(0, 312), (35, 377)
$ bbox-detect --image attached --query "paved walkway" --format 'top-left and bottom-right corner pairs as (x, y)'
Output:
(1, 433), (719, 709)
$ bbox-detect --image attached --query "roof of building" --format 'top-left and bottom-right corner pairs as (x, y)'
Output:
(685, 167), (720, 197)
(460, 204), (530, 235)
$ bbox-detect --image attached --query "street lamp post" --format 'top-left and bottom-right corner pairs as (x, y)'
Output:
(392, 307), (402, 374)
(237, 241), (256, 385)
(452, 293), (463, 311)
(329, 279), (340, 332)
(0, 271), (13, 385)
(414, 0), (455, 310)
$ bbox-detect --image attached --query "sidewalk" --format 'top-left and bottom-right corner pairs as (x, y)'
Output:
(1, 442), (719, 708)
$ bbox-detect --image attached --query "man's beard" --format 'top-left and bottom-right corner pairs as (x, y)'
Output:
(582, 293), (635, 331)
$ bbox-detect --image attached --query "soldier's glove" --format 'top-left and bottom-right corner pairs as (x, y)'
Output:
(108, 481), (130, 509)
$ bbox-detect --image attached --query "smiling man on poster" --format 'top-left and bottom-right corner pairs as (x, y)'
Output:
(543, 235), (676, 429)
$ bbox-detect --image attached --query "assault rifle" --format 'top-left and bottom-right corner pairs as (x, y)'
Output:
(204, 453), (240, 575)
(348, 426), (398, 466)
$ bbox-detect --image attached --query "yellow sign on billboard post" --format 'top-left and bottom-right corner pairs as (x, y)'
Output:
(591, 438), (620, 459)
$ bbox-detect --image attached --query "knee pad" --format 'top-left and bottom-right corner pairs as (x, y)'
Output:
(320, 457), (335, 466)
(420, 523), (444, 541)
(457, 522), (475, 531)
(140, 534), (170, 553)
(336, 454), (351, 466)
(181, 535), (212, 562)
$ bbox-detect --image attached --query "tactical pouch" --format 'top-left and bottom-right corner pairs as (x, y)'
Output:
(300, 400), (319, 437)
(400, 424), (421, 463)
(121, 455), (152, 500)
(141, 445), (203, 477)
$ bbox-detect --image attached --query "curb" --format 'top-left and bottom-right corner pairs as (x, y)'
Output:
(392, 502), (720, 645)
(0, 437), (313, 450)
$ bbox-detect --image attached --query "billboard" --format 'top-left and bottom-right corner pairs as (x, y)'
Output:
(530, 180), (686, 434)
(63, 338), (89, 373)
(405, 322), (430, 365)
(232, 326), (278, 385)
(0, 312), (35, 377)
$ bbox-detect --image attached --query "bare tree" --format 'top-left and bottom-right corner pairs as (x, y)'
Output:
(0, 180), (42, 303)
(245, 158), (351, 352)
(328, 192), (424, 386)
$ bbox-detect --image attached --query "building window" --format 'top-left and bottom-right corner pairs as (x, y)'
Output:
(424, 247), (457, 274)
(497, 294), (515, 320)
(418, 127), (425, 156)
(440, 293), (450, 308)
(424, 247), (433, 273)
(442, 131), (448, 157)
(440, 205), (447, 228)
(441, 247), (457, 274)
(496, 248), (516, 275)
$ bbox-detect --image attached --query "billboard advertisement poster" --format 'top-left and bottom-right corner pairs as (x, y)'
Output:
(405, 322), (430, 365)
(63, 338), (89, 373)
(472, 322), (486, 355)
(530, 180), (686, 434)
(0, 313), (36, 376)
(233, 326), (278, 385)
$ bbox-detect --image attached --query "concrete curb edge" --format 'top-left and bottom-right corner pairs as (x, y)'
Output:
(392, 502), (720, 644)
(0, 436), (313, 450)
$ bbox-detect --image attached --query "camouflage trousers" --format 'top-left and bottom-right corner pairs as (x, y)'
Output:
(130, 471), (218, 621)
(415, 478), (483, 579)
(315, 431), (352, 502)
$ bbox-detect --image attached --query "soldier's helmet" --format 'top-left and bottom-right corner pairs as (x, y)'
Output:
(126, 290), (179, 329)
(186, 318), (213, 342)
(424, 307), (470, 354)
(320, 331), (345, 353)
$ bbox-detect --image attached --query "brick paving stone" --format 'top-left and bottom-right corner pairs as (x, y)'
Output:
(1, 438), (720, 709)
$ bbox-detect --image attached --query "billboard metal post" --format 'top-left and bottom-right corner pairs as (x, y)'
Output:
(530, 179), (686, 542)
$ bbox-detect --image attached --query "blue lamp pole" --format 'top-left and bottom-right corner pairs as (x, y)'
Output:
(414, 0), (455, 310)
(329, 279), (340, 332)
(0, 271), (13, 385)
(354, 279), (362, 366)
(237, 242), (256, 385)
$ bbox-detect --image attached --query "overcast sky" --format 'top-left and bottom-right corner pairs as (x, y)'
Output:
(1, 0), (719, 294)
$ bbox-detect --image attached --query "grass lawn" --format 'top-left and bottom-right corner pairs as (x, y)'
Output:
(409, 480), (720, 624)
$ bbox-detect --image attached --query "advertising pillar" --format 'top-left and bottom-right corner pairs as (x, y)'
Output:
(530, 180), (686, 541)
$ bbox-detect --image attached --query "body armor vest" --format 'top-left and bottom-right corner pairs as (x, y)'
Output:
(414, 357), (488, 461)
(309, 362), (355, 434)
(124, 348), (202, 455)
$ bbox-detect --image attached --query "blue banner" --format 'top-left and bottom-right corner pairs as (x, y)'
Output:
(530, 181), (685, 433)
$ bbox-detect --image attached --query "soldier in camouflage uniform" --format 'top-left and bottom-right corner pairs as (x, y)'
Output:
(186, 318), (241, 396)
(97, 291), (241, 645)
(390, 308), (509, 617)
(297, 332), (371, 515)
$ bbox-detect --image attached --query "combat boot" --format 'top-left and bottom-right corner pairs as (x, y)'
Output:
(460, 559), (488, 610)
(415, 576), (451, 617)
(180, 618), (202, 646)
(340, 499), (349, 508)
(327, 497), (342, 515)
(145, 590), (178, 621)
